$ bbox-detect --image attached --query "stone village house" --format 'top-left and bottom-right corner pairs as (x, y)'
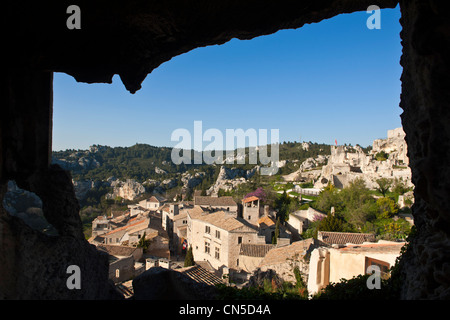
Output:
(96, 245), (144, 284)
(187, 209), (265, 277)
(307, 240), (405, 296)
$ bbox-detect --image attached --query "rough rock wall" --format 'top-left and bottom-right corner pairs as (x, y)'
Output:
(107, 179), (146, 201)
(372, 127), (409, 165)
(6, 0), (398, 93)
(0, 71), (122, 299)
(397, 0), (450, 299)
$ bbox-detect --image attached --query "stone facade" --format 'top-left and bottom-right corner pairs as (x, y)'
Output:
(258, 239), (321, 284)
(286, 207), (327, 240)
(242, 196), (265, 228)
(308, 241), (404, 296)
(187, 210), (264, 273)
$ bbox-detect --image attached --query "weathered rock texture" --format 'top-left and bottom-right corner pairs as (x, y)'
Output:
(6, 1), (398, 94)
(3, 0), (450, 299)
(396, 0), (450, 299)
(106, 179), (146, 201)
(313, 128), (412, 190)
(207, 165), (257, 196)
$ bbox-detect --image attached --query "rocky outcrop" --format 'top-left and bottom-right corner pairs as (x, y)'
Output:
(7, 1), (398, 94)
(246, 269), (283, 290)
(282, 155), (327, 182)
(180, 171), (205, 189)
(372, 128), (409, 165)
(154, 167), (167, 175)
(0, 213), (123, 299)
(2, 181), (57, 236)
(72, 179), (111, 202)
(207, 166), (257, 196)
(106, 179), (146, 201)
(52, 150), (101, 172)
(313, 128), (413, 190)
(0, 165), (122, 299)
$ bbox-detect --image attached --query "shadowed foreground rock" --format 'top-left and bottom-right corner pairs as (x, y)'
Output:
(132, 267), (218, 300)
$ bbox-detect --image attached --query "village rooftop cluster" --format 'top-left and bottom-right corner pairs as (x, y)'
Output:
(89, 191), (408, 298)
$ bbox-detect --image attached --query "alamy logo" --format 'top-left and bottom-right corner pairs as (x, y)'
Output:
(171, 121), (280, 175)
(366, 265), (381, 290)
(66, 265), (81, 290)
(366, 5), (381, 30)
(66, 5), (81, 30)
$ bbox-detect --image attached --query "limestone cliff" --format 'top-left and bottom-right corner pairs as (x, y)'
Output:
(313, 128), (412, 189)
(106, 179), (146, 201)
(207, 165), (258, 196)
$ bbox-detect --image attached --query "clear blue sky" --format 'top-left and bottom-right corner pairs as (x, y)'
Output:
(53, 5), (402, 151)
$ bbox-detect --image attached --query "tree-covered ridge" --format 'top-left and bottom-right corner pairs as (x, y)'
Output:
(52, 141), (333, 183)
(53, 144), (203, 182)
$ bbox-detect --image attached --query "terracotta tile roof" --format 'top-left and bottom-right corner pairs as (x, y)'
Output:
(128, 217), (138, 223)
(338, 241), (406, 254)
(97, 244), (141, 257)
(173, 210), (188, 221)
(185, 206), (205, 219)
(103, 219), (148, 236)
(177, 264), (224, 286)
(317, 231), (376, 245)
(259, 239), (319, 267)
(195, 260), (215, 272)
(194, 196), (237, 207)
(158, 203), (170, 211)
(243, 196), (259, 203)
(148, 195), (166, 203)
(145, 248), (170, 259)
(194, 211), (249, 231)
(239, 244), (275, 257)
(116, 281), (134, 298)
(258, 216), (275, 228)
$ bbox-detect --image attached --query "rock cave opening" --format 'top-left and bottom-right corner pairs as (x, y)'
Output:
(51, 5), (411, 297)
(2, 0), (450, 300)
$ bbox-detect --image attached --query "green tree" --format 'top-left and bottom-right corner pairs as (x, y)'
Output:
(313, 183), (342, 214)
(391, 178), (409, 195)
(274, 191), (292, 223)
(318, 214), (345, 232)
(201, 184), (207, 196)
(375, 178), (392, 197)
(376, 197), (399, 219)
(293, 266), (308, 299)
(137, 232), (150, 252)
(339, 178), (372, 209)
(272, 218), (280, 244)
(184, 246), (195, 267)
(375, 151), (389, 161)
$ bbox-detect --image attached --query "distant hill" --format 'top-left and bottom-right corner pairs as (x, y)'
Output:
(52, 141), (333, 184)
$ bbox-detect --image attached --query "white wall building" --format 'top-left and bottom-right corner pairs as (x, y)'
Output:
(187, 210), (264, 274)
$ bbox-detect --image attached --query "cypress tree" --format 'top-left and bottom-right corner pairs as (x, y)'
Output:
(184, 246), (195, 267)
(272, 218), (280, 244)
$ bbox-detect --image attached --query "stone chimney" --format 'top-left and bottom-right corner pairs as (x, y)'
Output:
(170, 204), (179, 216)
